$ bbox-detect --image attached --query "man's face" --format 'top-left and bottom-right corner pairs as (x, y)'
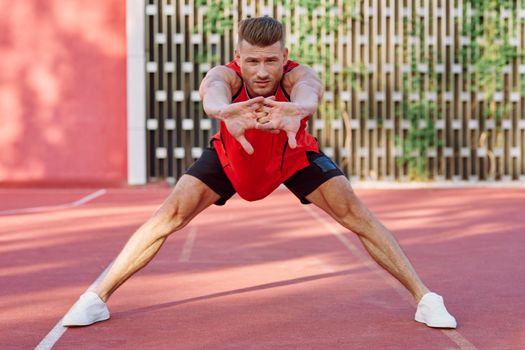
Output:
(235, 40), (288, 97)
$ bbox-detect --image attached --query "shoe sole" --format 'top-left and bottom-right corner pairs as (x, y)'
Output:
(415, 314), (457, 329)
(62, 312), (110, 327)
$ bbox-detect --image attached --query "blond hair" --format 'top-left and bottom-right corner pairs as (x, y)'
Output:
(238, 16), (284, 47)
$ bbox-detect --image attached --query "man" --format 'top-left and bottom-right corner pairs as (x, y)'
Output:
(63, 16), (456, 329)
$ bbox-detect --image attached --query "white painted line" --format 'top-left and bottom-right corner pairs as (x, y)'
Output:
(35, 261), (114, 350)
(302, 205), (479, 350)
(34, 320), (67, 350)
(0, 189), (107, 216)
(351, 181), (525, 189)
(442, 331), (479, 350)
(302, 205), (412, 304)
(179, 227), (198, 262)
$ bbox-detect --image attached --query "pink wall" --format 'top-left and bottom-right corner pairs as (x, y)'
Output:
(0, 0), (127, 186)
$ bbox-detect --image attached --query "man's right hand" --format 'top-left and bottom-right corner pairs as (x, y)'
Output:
(219, 96), (265, 155)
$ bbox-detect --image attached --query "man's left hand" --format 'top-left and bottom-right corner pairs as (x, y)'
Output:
(255, 98), (307, 149)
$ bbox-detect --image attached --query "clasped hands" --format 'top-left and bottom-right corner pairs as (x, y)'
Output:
(219, 96), (304, 155)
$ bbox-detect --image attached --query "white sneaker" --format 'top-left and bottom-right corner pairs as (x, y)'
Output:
(62, 291), (110, 326)
(415, 292), (457, 328)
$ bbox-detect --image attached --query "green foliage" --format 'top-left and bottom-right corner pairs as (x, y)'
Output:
(398, 0), (524, 180)
(461, 0), (524, 124)
(196, 0), (233, 36)
(281, 0), (360, 144)
(194, 1), (523, 181)
(396, 7), (438, 180)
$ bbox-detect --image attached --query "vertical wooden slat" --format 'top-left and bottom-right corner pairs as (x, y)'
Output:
(394, 0), (403, 180)
(363, 0), (370, 180)
(385, 0), (394, 180)
(504, 4), (513, 180)
(165, 0), (174, 181)
(313, 2), (324, 150)
(355, 1), (362, 180)
(330, 0), (337, 162)
(425, 0), (436, 179)
(500, 3), (506, 180)
(371, 0), (379, 180)
(435, 0), (444, 180)
(154, 0), (162, 180)
(430, 0), (438, 180)
(422, 0), (428, 177)
(455, 0), (462, 180)
(227, 0), (236, 63)
(489, 6), (499, 180)
(495, 5), (503, 180)
(468, 1), (476, 181)
(459, 0), (468, 180)
(401, 0), (410, 181)
(195, 3), (207, 162)
(186, 0), (196, 173)
(516, 0), (525, 181)
(320, 0), (329, 157)
(350, 0), (360, 181)
(341, 0), (350, 178)
(367, 0), (376, 180)
(173, 0), (183, 178)
(510, 1), (519, 180)
(181, 0), (190, 175)
(445, 0), (453, 180)
(366, 0), (373, 179)
(159, 0), (168, 180)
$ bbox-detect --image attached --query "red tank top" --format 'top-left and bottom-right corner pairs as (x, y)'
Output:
(211, 60), (319, 201)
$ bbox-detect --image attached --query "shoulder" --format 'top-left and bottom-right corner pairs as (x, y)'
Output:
(203, 64), (242, 93)
(281, 63), (318, 91)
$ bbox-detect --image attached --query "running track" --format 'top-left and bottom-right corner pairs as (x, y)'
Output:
(0, 186), (524, 349)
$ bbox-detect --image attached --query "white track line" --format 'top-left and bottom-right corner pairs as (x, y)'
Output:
(302, 205), (479, 350)
(304, 205), (413, 304)
(35, 224), (197, 349)
(0, 189), (107, 216)
(351, 181), (525, 189)
(179, 226), (198, 262)
(35, 261), (114, 350)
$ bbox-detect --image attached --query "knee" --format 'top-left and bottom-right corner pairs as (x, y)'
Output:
(328, 189), (358, 220)
(331, 196), (375, 235)
(150, 202), (191, 238)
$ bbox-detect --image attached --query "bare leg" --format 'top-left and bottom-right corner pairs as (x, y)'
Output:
(94, 175), (220, 302)
(305, 176), (430, 302)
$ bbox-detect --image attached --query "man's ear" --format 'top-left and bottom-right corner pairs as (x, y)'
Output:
(283, 47), (289, 64)
(234, 48), (240, 62)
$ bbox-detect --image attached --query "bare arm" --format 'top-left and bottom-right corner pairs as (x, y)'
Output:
(256, 64), (324, 148)
(199, 65), (265, 154)
(283, 64), (324, 118)
(199, 65), (239, 120)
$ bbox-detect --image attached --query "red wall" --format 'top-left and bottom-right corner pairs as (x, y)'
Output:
(0, 0), (127, 186)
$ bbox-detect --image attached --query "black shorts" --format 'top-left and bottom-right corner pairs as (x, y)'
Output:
(185, 146), (344, 205)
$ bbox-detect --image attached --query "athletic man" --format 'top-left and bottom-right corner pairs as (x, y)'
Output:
(63, 16), (456, 329)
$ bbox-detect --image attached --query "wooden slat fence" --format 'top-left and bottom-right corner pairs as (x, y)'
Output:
(145, 0), (525, 183)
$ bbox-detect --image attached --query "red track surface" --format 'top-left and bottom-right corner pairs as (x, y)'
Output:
(1, 186), (524, 349)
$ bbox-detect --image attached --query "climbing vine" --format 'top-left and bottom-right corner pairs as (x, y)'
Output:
(280, 0), (362, 142)
(460, 0), (523, 178)
(192, 0), (524, 181)
(397, 6), (438, 180)
(464, 0), (522, 122)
